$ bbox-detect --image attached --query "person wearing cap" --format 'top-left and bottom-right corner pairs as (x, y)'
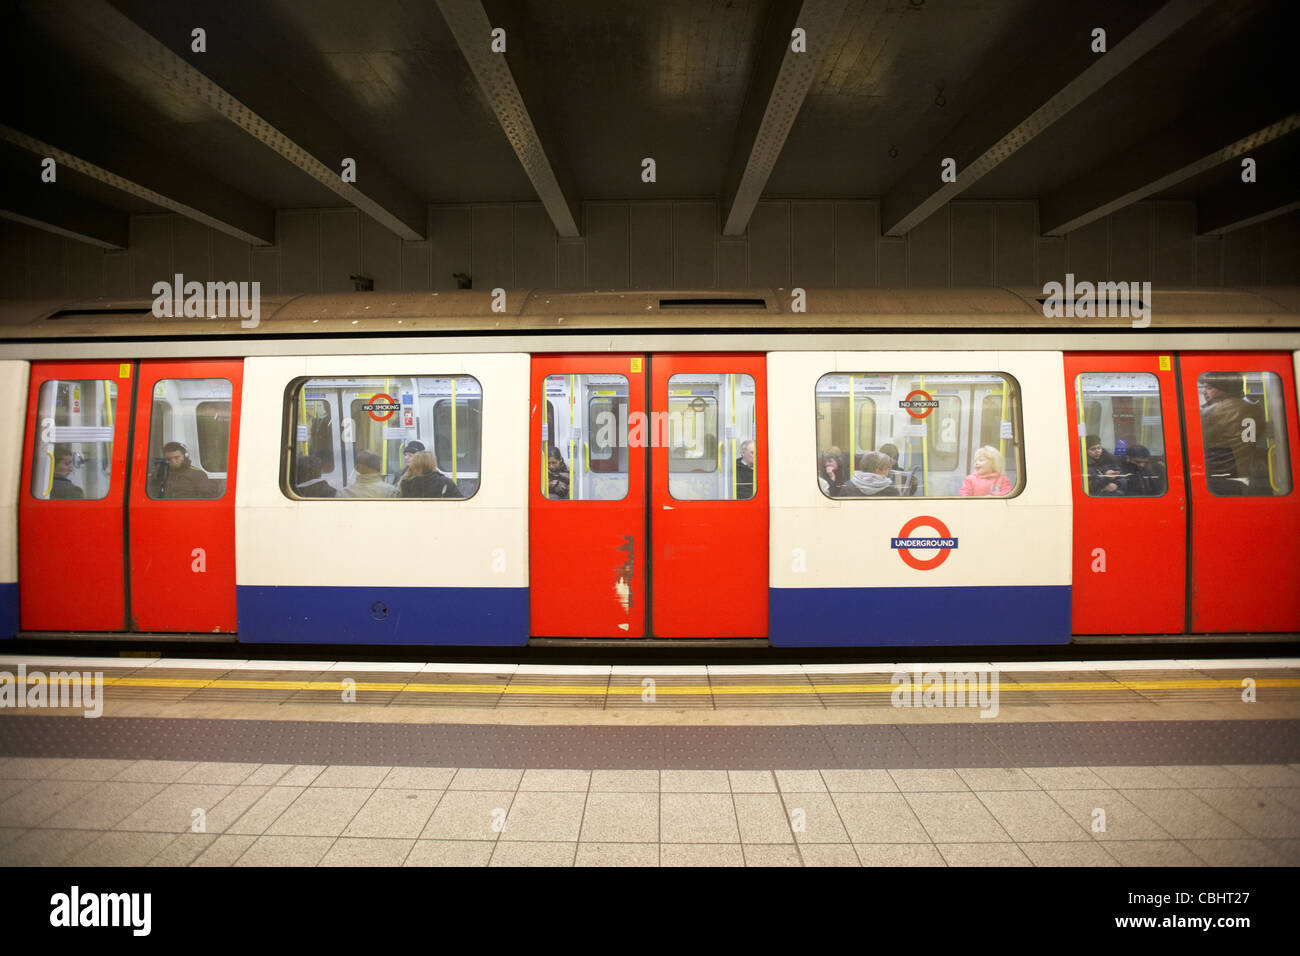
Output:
(1122, 444), (1167, 497)
(1200, 373), (1264, 489)
(1084, 434), (1125, 495)
(392, 440), (427, 485)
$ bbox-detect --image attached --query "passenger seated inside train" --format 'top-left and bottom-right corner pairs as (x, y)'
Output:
(400, 450), (462, 498)
(817, 448), (845, 495)
(736, 439), (755, 499)
(149, 441), (219, 499)
(547, 445), (570, 499)
(49, 445), (85, 500)
(839, 450), (899, 497)
(294, 453), (337, 498)
(391, 440), (426, 485)
(959, 445), (1012, 497)
(1085, 435), (1124, 496)
(1122, 445), (1167, 497)
(341, 449), (398, 498)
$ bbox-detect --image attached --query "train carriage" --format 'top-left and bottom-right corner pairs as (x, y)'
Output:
(1, 286), (1297, 647)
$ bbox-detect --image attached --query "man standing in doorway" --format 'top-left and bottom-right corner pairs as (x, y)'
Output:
(736, 439), (756, 500)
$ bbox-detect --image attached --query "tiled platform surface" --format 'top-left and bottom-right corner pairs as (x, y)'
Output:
(2, 655), (1298, 713)
(1, 758), (1297, 867)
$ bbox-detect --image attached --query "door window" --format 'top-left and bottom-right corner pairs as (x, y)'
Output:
(29, 379), (117, 501)
(146, 379), (232, 500)
(541, 374), (629, 501)
(1197, 371), (1292, 497)
(1074, 372), (1168, 497)
(667, 373), (756, 501)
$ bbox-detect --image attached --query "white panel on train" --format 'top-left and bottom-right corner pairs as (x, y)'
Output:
(766, 351), (1072, 646)
(0, 361), (29, 638)
(236, 354), (530, 645)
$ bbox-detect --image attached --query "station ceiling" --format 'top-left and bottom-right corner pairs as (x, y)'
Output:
(0, 0), (1295, 250)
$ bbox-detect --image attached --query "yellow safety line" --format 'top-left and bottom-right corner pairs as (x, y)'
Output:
(9, 675), (1296, 697)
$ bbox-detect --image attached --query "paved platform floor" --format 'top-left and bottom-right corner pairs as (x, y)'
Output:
(2, 757), (1298, 867)
(2, 655), (1298, 866)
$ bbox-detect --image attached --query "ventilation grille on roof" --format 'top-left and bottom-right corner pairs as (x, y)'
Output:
(48, 308), (155, 319)
(657, 297), (768, 310)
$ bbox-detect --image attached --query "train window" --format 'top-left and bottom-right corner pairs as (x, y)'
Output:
(815, 372), (1024, 499)
(29, 379), (117, 501)
(541, 374), (628, 501)
(1197, 371), (1292, 497)
(1073, 373), (1167, 498)
(668, 373), (756, 501)
(286, 375), (480, 500)
(146, 379), (232, 500)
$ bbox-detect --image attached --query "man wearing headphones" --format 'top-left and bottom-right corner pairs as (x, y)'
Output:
(150, 440), (218, 499)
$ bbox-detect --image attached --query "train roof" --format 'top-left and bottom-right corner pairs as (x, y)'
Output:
(0, 286), (1297, 341)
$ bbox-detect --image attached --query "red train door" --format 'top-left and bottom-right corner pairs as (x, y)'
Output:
(18, 361), (132, 630)
(651, 355), (767, 637)
(1064, 353), (1186, 634)
(1179, 352), (1300, 632)
(129, 360), (242, 632)
(529, 355), (648, 637)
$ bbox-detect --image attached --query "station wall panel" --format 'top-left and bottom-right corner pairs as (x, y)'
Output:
(2, 201), (1296, 299)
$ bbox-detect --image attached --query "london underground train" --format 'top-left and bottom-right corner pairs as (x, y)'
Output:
(1, 286), (1297, 648)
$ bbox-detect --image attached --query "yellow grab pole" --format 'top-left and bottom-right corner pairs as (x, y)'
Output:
(848, 375), (856, 474)
(450, 377), (458, 482)
(1076, 375), (1088, 494)
(920, 374), (930, 496)
(568, 374), (575, 499)
(729, 374), (737, 500)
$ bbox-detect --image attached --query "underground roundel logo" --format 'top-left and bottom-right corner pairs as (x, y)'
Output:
(891, 515), (958, 571)
(362, 393), (400, 422)
(900, 389), (939, 419)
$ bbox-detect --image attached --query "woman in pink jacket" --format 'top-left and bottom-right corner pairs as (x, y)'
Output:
(959, 445), (1012, 497)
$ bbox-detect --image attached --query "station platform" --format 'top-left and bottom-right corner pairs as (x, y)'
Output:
(2, 654), (1298, 868)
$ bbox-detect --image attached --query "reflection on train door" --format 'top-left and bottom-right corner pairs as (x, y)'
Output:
(19, 361), (132, 630)
(529, 355), (647, 637)
(652, 355), (767, 637)
(1179, 352), (1300, 632)
(1064, 353), (1186, 634)
(129, 359), (242, 632)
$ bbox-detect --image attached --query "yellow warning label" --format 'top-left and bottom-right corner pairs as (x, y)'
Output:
(119, 363), (131, 378)
(1158, 355), (1171, 371)
(630, 358), (642, 373)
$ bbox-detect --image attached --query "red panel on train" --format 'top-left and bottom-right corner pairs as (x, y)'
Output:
(651, 354), (768, 638)
(128, 359), (242, 632)
(1064, 353), (1186, 635)
(1180, 352), (1300, 633)
(19, 361), (131, 631)
(529, 355), (647, 637)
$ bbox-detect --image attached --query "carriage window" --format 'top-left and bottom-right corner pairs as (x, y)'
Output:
(815, 372), (1024, 499)
(286, 375), (480, 500)
(1197, 371), (1292, 497)
(29, 379), (117, 501)
(1073, 372), (1167, 498)
(668, 373), (756, 501)
(541, 374), (628, 501)
(146, 379), (232, 500)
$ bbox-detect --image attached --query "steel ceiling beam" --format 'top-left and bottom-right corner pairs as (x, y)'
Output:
(720, 0), (848, 237)
(436, 0), (580, 237)
(1042, 111), (1300, 236)
(882, 0), (1215, 237)
(0, 124), (273, 246)
(0, 177), (128, 250)
(1196, 137), (1300, 235)
(65, 0), (425, 241)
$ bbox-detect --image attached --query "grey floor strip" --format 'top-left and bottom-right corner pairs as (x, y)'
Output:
(2, 716), (1299, 769)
